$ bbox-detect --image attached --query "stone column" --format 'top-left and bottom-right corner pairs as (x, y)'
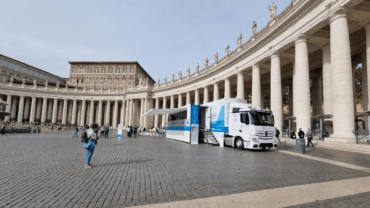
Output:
(289, 83), (293, 116)
(330, 10), (355, 139)
(292, 62), (297, 116)
(312, 77), (322, 116)
(97, 100), (102, 126)
(294, 36), (311, 133)
(11, 97), (18, 121)
(47, 101), (53, 121)
(213, 83), (219, 101)
(144, 98), (148, 127)
(120, 100), (126, 126)
(203, 86), (209, 104)
(362, 53), (368, 112)
(178, 94), (183, 107)
(113, 100), (119, 128)
(17, 96), (25, 123)
(252, 65), (262, 107)
(68, 101), (73, 124)
(139, 99), (144, 127)
(80, 100), (86, 125)
(58, 101), (63, 122)
(365, 25), (370, 110)
(4, 95), (12, 122)
(29, 97), (36, 123)
(194, 89), (200, 105)
(322, 46), (333, 114)
(71, 100), (77, 125)
(36, 99), (42, 121)
(89, 100), (95, 125)
(186, 92), (191, 105)
(237, 72), (245, 100)
(62, 99), (68, 124)
(105, 100), (111, 126)
(24, 98), (30, 121)
(170, 95), (175, 109)
(126, 99), (131, 126)
(162, 97), (167, 128)
(52, 98), (59, 124)
(41, 98), (48, 123)
(154, 98), (160, 128)
(270, 53), (283, 130)
(224, 78), (231, 98)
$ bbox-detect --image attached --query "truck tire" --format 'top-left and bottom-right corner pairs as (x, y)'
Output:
(235, 137), (244, 150)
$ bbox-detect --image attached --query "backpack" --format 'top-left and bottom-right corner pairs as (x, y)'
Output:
(81, 131), (88, 143)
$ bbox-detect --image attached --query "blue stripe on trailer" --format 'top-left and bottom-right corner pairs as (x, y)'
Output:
(166, 126), (191, 131)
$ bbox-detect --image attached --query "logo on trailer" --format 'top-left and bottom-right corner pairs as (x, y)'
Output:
(265, 131), (268, 137)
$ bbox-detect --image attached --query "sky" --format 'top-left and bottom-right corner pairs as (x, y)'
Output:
(0, 0), (291, 81)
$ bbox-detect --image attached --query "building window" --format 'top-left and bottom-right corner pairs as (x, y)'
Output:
(101, 67), (105, 73)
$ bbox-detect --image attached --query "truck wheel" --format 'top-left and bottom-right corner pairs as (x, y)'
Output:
(235, 137), (244, 150)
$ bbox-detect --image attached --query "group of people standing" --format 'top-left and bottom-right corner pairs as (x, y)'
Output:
(290, 128), (315, 147)
(126, 126), (137, 137)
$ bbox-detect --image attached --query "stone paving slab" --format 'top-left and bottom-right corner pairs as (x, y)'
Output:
(285, 192), (370, 208)
(278, 142), (370, 169)
(0, 131), (369, 208)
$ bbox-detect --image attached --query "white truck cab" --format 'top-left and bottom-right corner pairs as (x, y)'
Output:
(226, 103), (277, 150)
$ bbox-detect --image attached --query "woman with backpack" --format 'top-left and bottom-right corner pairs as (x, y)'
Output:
(306, 128), (315, 148)
(82, 123), (99, 169)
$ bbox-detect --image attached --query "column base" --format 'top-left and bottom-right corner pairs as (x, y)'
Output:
(325, 134), (356, 143)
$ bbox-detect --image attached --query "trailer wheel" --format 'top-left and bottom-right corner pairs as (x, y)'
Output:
(235, 137), (244, 150)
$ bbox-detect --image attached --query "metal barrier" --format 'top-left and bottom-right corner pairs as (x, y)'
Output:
(354, 129), (370, 144)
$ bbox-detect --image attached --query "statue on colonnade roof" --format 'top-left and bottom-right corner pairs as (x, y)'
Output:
(269, 2), (277, 20)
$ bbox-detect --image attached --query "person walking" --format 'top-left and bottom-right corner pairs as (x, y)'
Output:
(83, 123), (99, 169)
(290, 129), (297, 146)
(104, 125), (109, 138)
(298, 128), (305, 139)
(126, 126), (131, 137)
(275, 128), (281, 144)
(72, 125), (79, 138)
(306, 128), (315, 148)
(100, 125), (105, 137)
(1, 124), (5, 135)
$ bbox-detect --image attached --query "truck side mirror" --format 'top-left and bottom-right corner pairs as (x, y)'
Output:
(232, 108), (240, 113)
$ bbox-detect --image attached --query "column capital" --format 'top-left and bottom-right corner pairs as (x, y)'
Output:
(252, 64), (260, 69)
(330, 7), (348, 24)
(294, 34), (307, 45)
(270, 51), (280, 59)
(225, 78), (230, 82)
(322, 44), (331, 52)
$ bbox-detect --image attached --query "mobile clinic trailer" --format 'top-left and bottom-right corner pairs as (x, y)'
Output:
(144, 98), (277, 150)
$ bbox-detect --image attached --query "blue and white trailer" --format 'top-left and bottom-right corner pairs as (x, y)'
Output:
(144, 98), (277, 150)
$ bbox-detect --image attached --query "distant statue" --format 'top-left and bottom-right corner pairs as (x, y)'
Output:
(164, 76), (167, 84)
(205, 58), (209, 69)
(225, 44), (230, 57)
(65, 82), (68, 88)
(252, 21), (258, 37)
(187, 67), (191, 77)
(56, 82), (60, 88)
(195, 63), (199, 73)
(84, 82), (87, 89)
(214, 52), (218, 64)
(145, 77), (149, 85)
(178, 71), (182, 80)
(45, 80), (48, 87)
(9, 76), (14, 83)
(172, 74), (175, 82)
(237, 33), (243, 48)
(157, 79), (160, 86)
(33, 79), (37, 86)
(22, 78), (26, 84)
(269, 2), (277, 20)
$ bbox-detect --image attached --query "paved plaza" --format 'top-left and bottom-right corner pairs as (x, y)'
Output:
(1, 131), (370, 208)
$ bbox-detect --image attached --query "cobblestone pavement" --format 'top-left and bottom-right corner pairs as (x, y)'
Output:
(0, 131), (369, 208)
(279, 141), (370, 168)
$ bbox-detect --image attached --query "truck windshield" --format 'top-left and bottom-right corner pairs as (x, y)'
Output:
(250, 112), (274, 126)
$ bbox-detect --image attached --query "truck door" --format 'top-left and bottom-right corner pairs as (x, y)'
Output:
(205, 107), (211, 130)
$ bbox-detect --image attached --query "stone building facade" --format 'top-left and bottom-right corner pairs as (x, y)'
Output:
(1, 0), (370, 143)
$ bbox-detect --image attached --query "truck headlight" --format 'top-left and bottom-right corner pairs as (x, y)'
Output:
(252, 137), (258, 143)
